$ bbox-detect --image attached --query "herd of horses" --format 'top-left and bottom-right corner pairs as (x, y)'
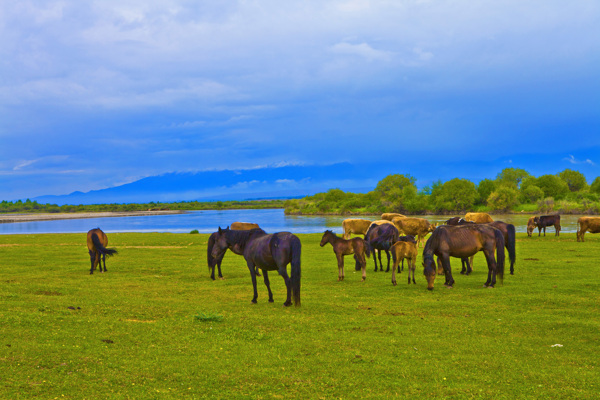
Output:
(86, 212), (599, 307)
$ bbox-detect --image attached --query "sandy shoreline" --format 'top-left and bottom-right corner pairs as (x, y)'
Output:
(0, 210), (186, 224)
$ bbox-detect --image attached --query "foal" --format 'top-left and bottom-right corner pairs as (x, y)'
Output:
(320, 230), (371, 281)
(390, 241), (418, 285)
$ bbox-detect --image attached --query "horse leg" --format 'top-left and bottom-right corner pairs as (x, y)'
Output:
(101, 253), (107, 272)
(337, 253), (344, 281)
(411, 258), (416, 284)
(262, 270), (274, 303)
(460, 258), (467, 274)
(375, 250), (382, 272)
(441, 255), (454, 287)
(278, 265), (293, 307)
(217, 259), (224, 279)
(247, 262), (259, 304)
(89, 250), (95, 275)
(467, 255), (473, 275)
(483, 250), (497, 288)
(436, 257), (444, 275)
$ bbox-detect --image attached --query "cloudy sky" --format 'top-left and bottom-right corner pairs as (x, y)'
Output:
(1, 0), (599, 200)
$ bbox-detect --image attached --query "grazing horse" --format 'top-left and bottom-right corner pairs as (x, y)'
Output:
(533, 215), (561, 236)
(422, 224), (505, 290)
(526, 216), (536, 237)
(444, 218), (475, 273)
(207, 227), (264, 280)
(390, 241), (418, 285)
(86, 228), (117, 275)
(211, 227), (301, 307)
(319, 230), (371, 281)
(364, 223), (399, 272)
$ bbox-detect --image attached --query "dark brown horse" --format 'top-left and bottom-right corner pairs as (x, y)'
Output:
(533, 215), (561, 236)
(364, 223), (399, 272)
(207, 228), (264, 280)
(320, 230), (371, 281)
(422, 224), (505, 290)
(211, 227), (301, 307)
(86, 228), (117, 274)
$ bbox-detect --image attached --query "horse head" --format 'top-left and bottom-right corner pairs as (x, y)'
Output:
(422, 254), (436, 290)
(320, 230), (333, 247)
(211, 227), (230, 259)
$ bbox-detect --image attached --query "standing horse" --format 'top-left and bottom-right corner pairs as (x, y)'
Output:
(364, 223), (399, 272)
(422, 225), (505, 290)
(207, 228), (264, 280)
(87, 228), (117, 275)
(390, 241), (418, 285)
(211, 227), (301, 307)
(320, 230), (371, 281)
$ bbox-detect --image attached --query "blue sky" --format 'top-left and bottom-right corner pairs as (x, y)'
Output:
(1, 1), (599, 201)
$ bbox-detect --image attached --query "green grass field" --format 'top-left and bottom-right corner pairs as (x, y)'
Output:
(1, 232), (599, 399)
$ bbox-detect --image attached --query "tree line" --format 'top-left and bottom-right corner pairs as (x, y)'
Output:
(0, 199), (286, 214)
(283, 168), (600, 215)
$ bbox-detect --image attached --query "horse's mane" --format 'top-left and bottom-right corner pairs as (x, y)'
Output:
(222, 227), (266, 250)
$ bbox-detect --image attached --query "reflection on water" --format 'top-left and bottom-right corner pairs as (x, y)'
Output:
(0, 209), (581, 235)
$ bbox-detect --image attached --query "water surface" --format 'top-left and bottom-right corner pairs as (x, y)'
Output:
(0, 209), (581, 235)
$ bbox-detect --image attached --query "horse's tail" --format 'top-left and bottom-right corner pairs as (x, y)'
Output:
(506, 224), (516, 274)
(207, 234), (215, 271)
(290, 235), (302, 307)
(363, 239), (372, 258)
(494, 229), (505, 283)
(91, 233), (117, 257)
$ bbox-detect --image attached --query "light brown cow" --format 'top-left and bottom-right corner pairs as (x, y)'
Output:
(231, 222), (260, 230)
(390, 241), (418, 285)
(577, 216), (600, 242)
(367, 219), (395, 232)
(526, 216), (536, 237)
(464, 212), (494, 223)
(391, 217), (436, 248)
(342, 218), (372, 239)
(381, 213), (406, 221)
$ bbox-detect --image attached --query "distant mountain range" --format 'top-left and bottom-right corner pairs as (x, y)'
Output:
(33, 163), (379, 205)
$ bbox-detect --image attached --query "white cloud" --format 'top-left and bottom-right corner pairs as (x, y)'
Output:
(331, 42), (393, 62)
(564, 155), (595, 166)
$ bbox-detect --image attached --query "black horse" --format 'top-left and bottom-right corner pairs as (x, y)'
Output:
(207, 229), (263, 280)
(422, 224), (505, 290)
(365, 223), (399, 272)
(211, 227), (301, 307)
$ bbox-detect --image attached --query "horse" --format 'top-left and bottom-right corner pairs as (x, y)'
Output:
(207, 227), (264, 280)
(319, 230), (371, 281)
(394, 235), (417, 272)
(422, 224), (505, 290)
(364, 223), (399, 272)
(211, 227), (301, 307)
(86, 228), (117, 275)
(533, 215), (561, 236)
(390, 241), (418, 285)
(526, 216), (536, 237)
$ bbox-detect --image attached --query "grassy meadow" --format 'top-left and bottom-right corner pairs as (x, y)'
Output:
(1, 231), (599, 399)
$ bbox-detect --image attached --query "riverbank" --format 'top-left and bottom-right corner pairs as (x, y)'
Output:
(0, 210), (186, 224)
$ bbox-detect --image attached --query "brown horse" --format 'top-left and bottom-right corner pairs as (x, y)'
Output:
(390, 241), (418, 285)
(364, 223), (399, 272)
(86, 228), (117, 274)
(422, 224), (505, 290)
(231, 222), (260, 230)
(320, 230), (371, 281)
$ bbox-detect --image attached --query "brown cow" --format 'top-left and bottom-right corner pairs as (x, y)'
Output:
(526, 216), (536, 237)
(342, 218), (372, 239)
(87, 228), (117, 275)
(390, 241), (418, 285)
(381, 213), (406, 221)
(231, 222), (260, 230)
(464, 212), (494, 223)
(577, 216), (600, 242)
(392, 217), (436, 248)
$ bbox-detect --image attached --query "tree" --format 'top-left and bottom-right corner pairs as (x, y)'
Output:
(434, 178), (478, 211)
(477, 179), (496, 205)
(487, 186), (519, 211)
(374, 174), (417, 211)
(536, 174), (569, 200)
(495, 168), (531, 188)
(591, 177), (600, 194)
(520, 185), (545, 203)
(558, 169), (588, 192)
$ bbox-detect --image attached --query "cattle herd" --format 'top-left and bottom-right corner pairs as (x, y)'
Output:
(87, 213), (600, 306)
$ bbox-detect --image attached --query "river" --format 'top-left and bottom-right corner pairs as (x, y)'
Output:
(0, 209), (581, 235)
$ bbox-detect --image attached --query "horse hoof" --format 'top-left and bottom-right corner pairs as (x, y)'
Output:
(283, 302), (292, 307)
(269, 299), (274, 303)
(444, 284), (453, 289)
(487, 285), (495, 289)
(361, 277), (366, 282)
(251, 300), (258, 304)
(392, 281), (397, 286)
(219, 277), (225, 280)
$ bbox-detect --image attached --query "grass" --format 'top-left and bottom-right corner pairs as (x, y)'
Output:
(0, 232), (599, 399)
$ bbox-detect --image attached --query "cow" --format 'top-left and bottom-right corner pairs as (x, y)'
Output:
(464, 212), (494, 223)
(577, 216), (600, 242)
(533, 215), (561, 236)
(391, 217), (436, 248)
(526, 216), (536, 237)
(381, 213), (406, 221)
(342, 218), (372, 239)
(230, 222), (260, 230)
